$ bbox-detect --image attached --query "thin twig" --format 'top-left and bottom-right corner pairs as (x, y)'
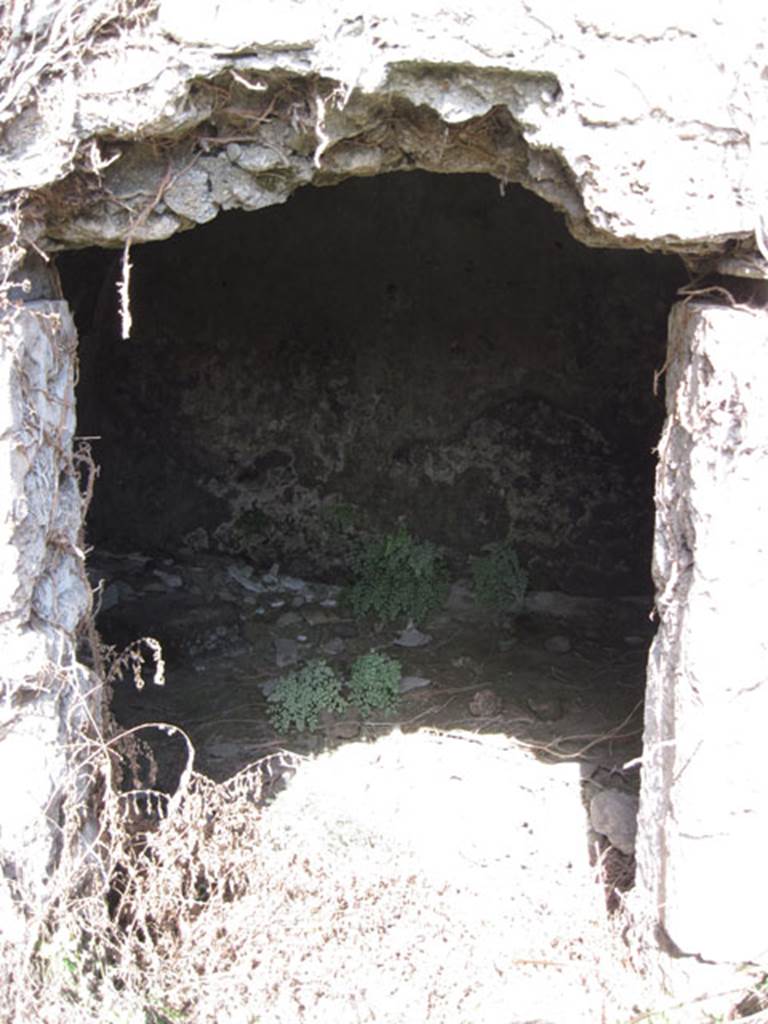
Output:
(523, 700), (644, 760)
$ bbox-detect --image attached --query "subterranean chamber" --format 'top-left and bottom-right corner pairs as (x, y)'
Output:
(58, 170), (685, 785)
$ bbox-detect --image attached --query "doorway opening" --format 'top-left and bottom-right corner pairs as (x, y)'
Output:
(58, 170), (684, 786)
(53, 167), (696, 1020)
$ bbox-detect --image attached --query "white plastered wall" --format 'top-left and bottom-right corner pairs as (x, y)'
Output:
(634, 300), (768, 972)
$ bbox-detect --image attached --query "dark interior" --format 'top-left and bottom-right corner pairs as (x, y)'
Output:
(57, 171), (686, 781)
(60, 172), (684, 593)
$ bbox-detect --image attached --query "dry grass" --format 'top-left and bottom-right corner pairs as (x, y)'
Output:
(2, 687), (767, 1024)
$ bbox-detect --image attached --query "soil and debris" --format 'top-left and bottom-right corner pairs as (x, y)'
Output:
(76, 548), (725, 1023)
(95, 550), (647, 766)
(94, 547), (647, 846)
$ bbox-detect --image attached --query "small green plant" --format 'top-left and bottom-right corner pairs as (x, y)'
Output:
(267, 652), (403, 732)
(345, 527), (449, 623)
(266, 659), (345, 732)
(347, 652), (402, 714)
(471, 539), (528, 614)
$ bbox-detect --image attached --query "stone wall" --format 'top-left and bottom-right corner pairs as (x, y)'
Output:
(62, 173), (683, 596)
(2, 0), (768, 1003)
(0, 294), (93, 947)
(3, 3), (766, 260)
(633, 297), (768, 977)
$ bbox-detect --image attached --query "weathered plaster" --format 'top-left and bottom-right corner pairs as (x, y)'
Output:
(2, 2), (767, 258)
(635, 299), (768, 966)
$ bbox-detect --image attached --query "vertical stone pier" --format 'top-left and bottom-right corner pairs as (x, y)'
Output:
(635, 298), (768, 973)
(0, 298), (92, 947)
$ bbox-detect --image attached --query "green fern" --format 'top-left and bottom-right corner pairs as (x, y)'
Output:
(345, 528), (448, 624)
(471, 540), (528, 614)
(347, 653), (402, 714)
(266, 659), (346, 733)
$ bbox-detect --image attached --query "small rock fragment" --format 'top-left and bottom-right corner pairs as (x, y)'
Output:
(228, 566), (265, 593)
(274, 637), (298, 667)
(322, 637), (345, 656)
(281, 575), (307, 592)
(589, 790), (639, 855)
(469, 688), (502, 716)
(545, 634), (572, 654)
(153, 569), (183, 588)
(452, 655), (476, 670)
(276, 610), (302, 628)
(399, 675), (431, 693)
(303, 606), (340, 626)
(394, 626), (432, 648)
(99, 582), (120, 611)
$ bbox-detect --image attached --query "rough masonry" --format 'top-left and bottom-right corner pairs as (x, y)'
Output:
(1, 0), (767, 1002)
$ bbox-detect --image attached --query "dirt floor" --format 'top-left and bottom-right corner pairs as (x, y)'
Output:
(88, 549), (665, 1023)
(98, 549), (649, 788)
